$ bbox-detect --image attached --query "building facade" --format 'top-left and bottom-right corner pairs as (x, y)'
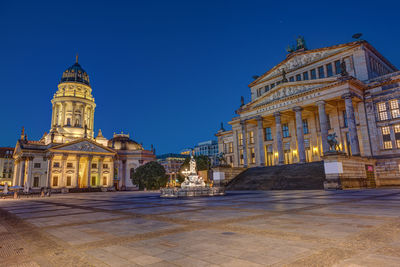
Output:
(0, 147), (14, 186)
(13, 58), (155, 191)
(217, 40), (400, 187)
(157, 153), (189, 184)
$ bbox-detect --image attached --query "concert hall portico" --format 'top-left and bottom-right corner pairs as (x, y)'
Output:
(217, 39), (400, 187)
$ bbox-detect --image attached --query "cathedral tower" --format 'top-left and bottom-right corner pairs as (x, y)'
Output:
(48, 56), (96, 143)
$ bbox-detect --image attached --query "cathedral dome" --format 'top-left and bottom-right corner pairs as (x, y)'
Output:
(60, 56), (90, 86)
(108, 133), (143, 151)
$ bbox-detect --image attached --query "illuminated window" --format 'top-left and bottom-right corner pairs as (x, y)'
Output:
(33, 177), (39, 187)
(378, 102), (388, 120)
(66, 176), (72, 186)
(381, 126), (392, 149)
(250, 148), (255, 163)
(265, 127), (272, 141)
(310, 69), (317, 79)
(238, 133), (243, 146)
(249, 131), (254, 144)
(239, 149), (244, 165)
(228, 142), (233, 153)
(282, 124), (290, 138)
(395, 125), (400, 148)
(326, 63), (333, 77)
(52, 176), (58, 186)
(303, 119), (309, 134)
(318, 66), (325, 78)
(390, 100), (400, 119)
(335, 60), (341, 74)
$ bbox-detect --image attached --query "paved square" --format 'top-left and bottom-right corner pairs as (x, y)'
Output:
(1, 189), (400, 266)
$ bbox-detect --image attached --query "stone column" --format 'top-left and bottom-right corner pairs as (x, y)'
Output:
(61, 154), (67, 187)
(256, 117), (265, 166)
(121, 160), (127, 188)
(75, 155), (80, 188)
(51, 104), (55, 127)
(87, 156), (92, 188)
(18, 158), (26, 186)
(98, 157), (104, 187)
(26, 157), (34, 190)
(72, 102), (76, 126)
(109, 159), (114, 187)
(12, 160), (20, 186)
(232, 129), (240, 167)
(82, 105), (86, 128)
(46, 155), (53, 188)
(240, 121), (248, 167)
(293, 107), (306, 163)
(274, 112), (284, 165)
(342, 93), (360, 156)
(316, 100), (329, 154)
(61, 103), (66, 126)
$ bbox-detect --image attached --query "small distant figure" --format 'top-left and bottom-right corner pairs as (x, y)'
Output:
(340, 60), (349, 77)
(3, 183), (8, 194)
(40, 187), (45, 197)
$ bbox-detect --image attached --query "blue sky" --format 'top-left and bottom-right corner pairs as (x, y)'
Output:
(1, 0), (399, 154)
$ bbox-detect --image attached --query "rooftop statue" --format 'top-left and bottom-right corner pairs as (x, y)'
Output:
(281, 69), (288, 83)
(296, 35), (307, 50)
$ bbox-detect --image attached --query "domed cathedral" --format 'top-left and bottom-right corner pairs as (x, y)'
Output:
(12, 57), (156, 192)
(45, 56), (96, 143)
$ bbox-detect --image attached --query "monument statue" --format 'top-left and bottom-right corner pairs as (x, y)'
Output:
(180, 152), (205, 189)
(296, 36), (307, 50)
(281, 69), (288, 83)
(327, 133), (340, 152)
(240, 96), (245, 107)
(340, 60), (349, 76)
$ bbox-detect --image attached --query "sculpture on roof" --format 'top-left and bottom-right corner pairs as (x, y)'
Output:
(286, 36), (307, 53)
(340, 60), (349, 76)
(281, 69), (288, 83)
(296, 36), (307, 50)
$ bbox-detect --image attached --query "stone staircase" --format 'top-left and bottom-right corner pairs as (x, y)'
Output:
(225, 161), (326, 190)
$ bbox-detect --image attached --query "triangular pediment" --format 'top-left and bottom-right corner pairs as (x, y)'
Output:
(50, 138), (116, 154)
(244, 79), (337, 111)
(251, 42), (360, 86)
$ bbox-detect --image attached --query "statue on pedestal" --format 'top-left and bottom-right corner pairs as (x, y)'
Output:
(327, 133), (340, 152)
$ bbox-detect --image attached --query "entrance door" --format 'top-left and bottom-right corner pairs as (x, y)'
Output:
(365, 165), (376, 188)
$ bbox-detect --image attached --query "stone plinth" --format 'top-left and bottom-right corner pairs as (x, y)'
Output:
(322, 153), (377, 189)
(160, 187), (225, 198)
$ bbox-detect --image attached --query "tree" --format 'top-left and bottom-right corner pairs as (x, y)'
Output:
(178, 155), (211, 174)
(132, 161), (167, 190)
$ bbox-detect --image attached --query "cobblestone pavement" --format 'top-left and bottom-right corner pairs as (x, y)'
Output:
(1, 189), (400, 266)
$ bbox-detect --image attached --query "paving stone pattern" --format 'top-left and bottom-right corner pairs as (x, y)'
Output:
(1, 190), (400, 266)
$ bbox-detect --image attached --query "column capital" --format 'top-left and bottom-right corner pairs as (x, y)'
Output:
(255, 116), (263, 122)
(273, 111), (281, 117)
(292, 106), (303, 112)
(240, 120), (247, 126)
(316, 100), (325, 106)
(341, 92), (353, 99)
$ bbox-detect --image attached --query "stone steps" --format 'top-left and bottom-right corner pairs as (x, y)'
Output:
(226, 161), (326, 190)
